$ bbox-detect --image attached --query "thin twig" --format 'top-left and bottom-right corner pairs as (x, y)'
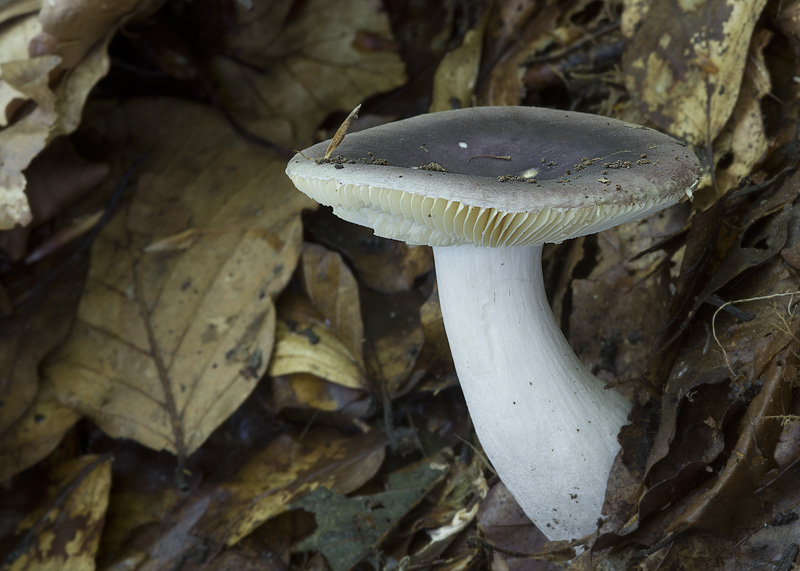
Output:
(711, 291), (800, 378)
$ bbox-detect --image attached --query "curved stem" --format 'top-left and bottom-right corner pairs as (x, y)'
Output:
(433, 244), (631, 541)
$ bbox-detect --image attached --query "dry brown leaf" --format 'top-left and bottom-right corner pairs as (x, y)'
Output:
(192, 428), (386, 546)
(413, 283), (456, 392)
(567, 206), (688, 389)
(44, 99), (313, 458)
(623, 0), (768, 146)
(0, 0), (160, 230)
(0, 250), (86, 454)
(0, 12), (40, 123)
(0, 137), (108, 260)
(33, 0), (162, 137)
(0, 1), (40, 26)
(481, 3), (563, 106)
(96, 440), (188, 561)
(36, 0), (152, 70)
(362, 288), (426, 399)
(210, 0), (407, 145)
(478, 482), (560, 571)
(4, 455), (111, 570)
(0, 55), (59, 229)
(624, 258), (799, 538)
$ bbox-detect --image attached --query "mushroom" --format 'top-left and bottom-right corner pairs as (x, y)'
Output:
(285, 106), (701, 541)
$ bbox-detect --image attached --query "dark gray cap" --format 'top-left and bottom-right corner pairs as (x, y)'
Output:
(286, 106), (701, 247)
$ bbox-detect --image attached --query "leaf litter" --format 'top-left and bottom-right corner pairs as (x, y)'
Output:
(0, 0), (799, 569)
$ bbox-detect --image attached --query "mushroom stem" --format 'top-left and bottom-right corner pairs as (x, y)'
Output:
(433, 244), (631, 541)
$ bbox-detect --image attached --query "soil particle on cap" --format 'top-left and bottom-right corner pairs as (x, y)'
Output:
(603, 160), (632, 169)
(316, 152), (388, 166)
(419, 162), (447, 172)
(498, 174), (539, 183)
(573, 157), (600, 172)
(317, 155), (357, 165)
(366, 151), (388, 165)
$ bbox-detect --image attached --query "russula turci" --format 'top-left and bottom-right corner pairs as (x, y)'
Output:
(285, 106), (701, 540)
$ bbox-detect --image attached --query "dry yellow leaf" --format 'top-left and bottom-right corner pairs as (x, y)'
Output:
(714, 28), (771, 195)
(623, 0), (768, 146)
(44, 99), (314, 457)
(430, 15), (487, 112)
(269, 292), (366, 390)
(300, 242), (365, 370)
(6, 455), (111, 571)
(271, 372), (371, 415)
(210, 0), (406, 145)
(0, 379), (81, 482)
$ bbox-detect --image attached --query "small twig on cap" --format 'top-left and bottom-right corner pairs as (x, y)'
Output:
(468, 154), (512, 162)
(325, 103), (361, 158)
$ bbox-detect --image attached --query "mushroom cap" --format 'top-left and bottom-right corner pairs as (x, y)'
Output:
(286, 106), (702, 247)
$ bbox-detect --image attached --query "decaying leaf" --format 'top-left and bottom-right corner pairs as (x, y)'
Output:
(43, 99), (313, 457)
(403, 454), (486, 566)
(194, 428), (387, 546)
(713, 28), (771, 194)
(362, 287), (426, 399)
(210, 0), (406, 145)
(4, 455), (111, 570)
(596, 201), (800, 553)
(305, 208), (434, 293)
(0, 252), (85, 440)
(623, 0), (768, 146)
(291, 452), (449, 571)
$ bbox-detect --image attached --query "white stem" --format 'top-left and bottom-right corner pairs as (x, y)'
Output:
(433, 244), (631, 541)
